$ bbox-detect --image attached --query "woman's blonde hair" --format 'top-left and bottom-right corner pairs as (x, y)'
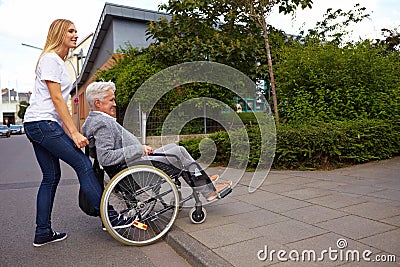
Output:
(35, 19), (74, 71)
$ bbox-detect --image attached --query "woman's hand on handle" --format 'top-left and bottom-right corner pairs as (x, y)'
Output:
(71, 131), (89, 148)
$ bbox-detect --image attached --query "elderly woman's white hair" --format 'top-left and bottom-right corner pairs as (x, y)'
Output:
(86, 81), (116, 110)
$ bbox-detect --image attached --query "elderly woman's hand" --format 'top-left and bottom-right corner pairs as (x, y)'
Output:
(142, 145), (154, 156)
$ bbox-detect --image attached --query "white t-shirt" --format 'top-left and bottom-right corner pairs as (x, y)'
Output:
(24, 52), (72, 126)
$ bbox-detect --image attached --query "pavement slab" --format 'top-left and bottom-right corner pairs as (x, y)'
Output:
(238, 190), (283, 207)
(213, 237), (289, 267)
(261, 182), (307, 193)
(307, 180), (348, 190)
(279, 176), (321, 185)
(226, 209), (290, 228)
(358, 229), (400, 257)
(189, 223), (262, 249)
(251, 195), (313, 213)
(205, 199), (261, 217)
(256, 220), (329, 244)
(381, 215), (400, 227)
(315, 215), (396, 240)
(284, 232), (378, 266)
(164, 157), (400, 267)
(263, 172), (296, 185)
(226, 183), (254, 197)
(306, 193), (368, 209)
(280, 187), (332, 200)
(330, 184), (387, 195)
(341, 202), (400, 220)
(367, 189), (400, 202)
(174, 207), (237, 233)
(282, 205), (348, 224)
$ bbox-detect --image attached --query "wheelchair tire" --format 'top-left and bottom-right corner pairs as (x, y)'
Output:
(101, 165), (180, 246)
(189, 207), (207, 224)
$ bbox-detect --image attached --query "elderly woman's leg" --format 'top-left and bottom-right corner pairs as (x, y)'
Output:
(149, 144), (231, 200)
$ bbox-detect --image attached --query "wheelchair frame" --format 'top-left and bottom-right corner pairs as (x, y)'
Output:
(98, 152), (231, 246)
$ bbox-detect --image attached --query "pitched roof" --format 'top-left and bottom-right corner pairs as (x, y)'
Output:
(76, 2), (169, 88)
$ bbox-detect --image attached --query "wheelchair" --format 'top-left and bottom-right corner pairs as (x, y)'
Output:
(95, 152), (232, 246)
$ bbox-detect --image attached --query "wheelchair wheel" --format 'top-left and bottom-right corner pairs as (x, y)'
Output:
(101, 165), (180, 246)
(189, 207), (207, 224)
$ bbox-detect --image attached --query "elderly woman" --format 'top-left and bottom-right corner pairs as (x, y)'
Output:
(82, 81), (232, 202)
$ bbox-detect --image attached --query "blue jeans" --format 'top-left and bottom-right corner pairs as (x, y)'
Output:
(24, 120), (102, 234)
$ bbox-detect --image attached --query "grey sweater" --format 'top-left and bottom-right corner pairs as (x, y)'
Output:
(81, 111), (143, 167)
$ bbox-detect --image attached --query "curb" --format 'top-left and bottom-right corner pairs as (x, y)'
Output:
(165, 226), (233, 267)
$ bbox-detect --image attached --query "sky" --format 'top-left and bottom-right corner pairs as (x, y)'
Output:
(0, 0), (399, 93)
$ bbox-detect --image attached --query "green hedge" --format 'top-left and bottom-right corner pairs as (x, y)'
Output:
(179, 119), (400, 170)
(275, 42), (400, 123)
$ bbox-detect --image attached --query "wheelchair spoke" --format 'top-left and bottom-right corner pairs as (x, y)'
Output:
(101, 166), (179, 246)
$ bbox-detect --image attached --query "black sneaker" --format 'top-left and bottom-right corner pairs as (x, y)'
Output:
(108, 214), (134, 229)
(33, 231), (67, 247)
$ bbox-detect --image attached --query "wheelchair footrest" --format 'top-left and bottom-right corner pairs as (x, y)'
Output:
(218, 187), (232, 199)
(133, 220), (148, 230)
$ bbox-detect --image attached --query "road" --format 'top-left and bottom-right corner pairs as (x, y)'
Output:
(0, 134), (191, 267)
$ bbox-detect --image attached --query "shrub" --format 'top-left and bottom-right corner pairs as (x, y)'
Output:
(179, 119), (400, 170)
(275, 42), (400, 123)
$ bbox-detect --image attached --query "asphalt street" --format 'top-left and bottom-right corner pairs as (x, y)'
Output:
(0, 134), (191, 267)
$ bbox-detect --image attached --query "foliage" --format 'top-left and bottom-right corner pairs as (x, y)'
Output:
(97, 0), (316, 128)
(95, 46), (166, 109)
(18, 101), (29, 120)
(146, 0), (293, 82)
(144, 0), (315, 127)
(179, 119), (400, 170)
(375, 26), (400, 52)
(236, 0), (313, 125)
(95, 1), (400, 170)
(274, 41), (400, 123)
(303, 4), (370, 45)
(274, 120), (400, 169)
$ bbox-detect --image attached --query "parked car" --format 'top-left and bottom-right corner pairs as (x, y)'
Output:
(0, 125), (11, 138)
(9, 125), (24, 135)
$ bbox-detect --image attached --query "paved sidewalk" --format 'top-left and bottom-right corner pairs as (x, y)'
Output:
(166, 157), (400, 266)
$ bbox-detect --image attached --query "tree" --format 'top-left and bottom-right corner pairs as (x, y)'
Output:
(304, 3), (370, 45)
(95, 46), (167, 122)
(18, 101), (29, 120)
(376, 27), (400, 52)
(235, 0), (313, 126)
(145, 0), (272, 116)
(146, 0), (313, 126)
(99, 0), (314, 127)
(146, 0), (268, 79)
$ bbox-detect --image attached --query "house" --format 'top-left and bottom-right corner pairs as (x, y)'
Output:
(69, 2), (169, 129)
(1, 88), (31, 125)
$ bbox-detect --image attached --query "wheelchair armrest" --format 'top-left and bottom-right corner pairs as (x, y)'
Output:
(150, 153), (181, 162)
(149, 153), (185, 172)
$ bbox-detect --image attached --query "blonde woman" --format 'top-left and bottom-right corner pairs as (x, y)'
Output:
(24, 19), (131, 247)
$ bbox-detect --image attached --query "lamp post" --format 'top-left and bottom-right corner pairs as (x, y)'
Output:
(21, 43), (42, 50)
(74, 48), (86, 75)
(21, 43), (82, 131)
